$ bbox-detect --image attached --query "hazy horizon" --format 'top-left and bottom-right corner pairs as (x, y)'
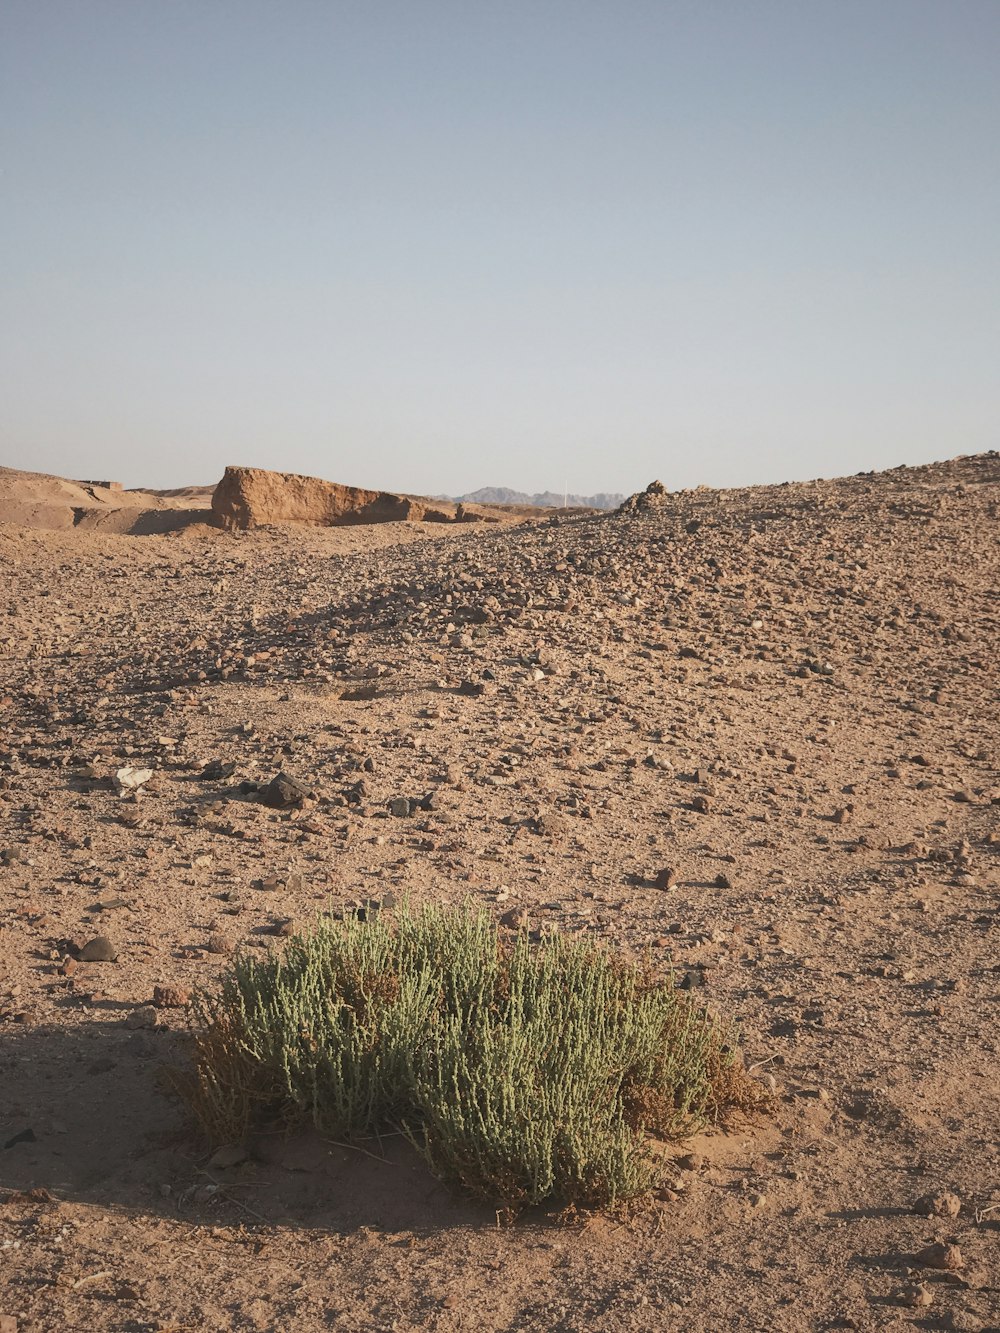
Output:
(3, 1), (998, 496)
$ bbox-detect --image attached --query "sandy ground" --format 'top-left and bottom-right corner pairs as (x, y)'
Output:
(1, 453), (998, 1332)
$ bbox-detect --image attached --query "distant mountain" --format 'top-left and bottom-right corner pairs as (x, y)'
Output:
(448, 487), (624, 510)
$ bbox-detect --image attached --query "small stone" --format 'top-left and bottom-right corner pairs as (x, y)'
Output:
(0, 1313), (18, 1332)
(205, 932), (233, 955)
(895, 1283), (933, 1309)
(914, 1241), (964, 1271)
(679, 968), (707, 990)
(714, 873), (732, 889)
(274, 918), (299, 937)
(914, 1191), (961, 1219)
(653, 867), (678, 890)
(58, 956), (78, 977)
(388, 796), (411, 817)
(677, 1152), (705, 1171)
(114, 765), (154, 793)
(692, 795), (711, 814)
(500, 907), (530, 930)
(258, 772), (310, 808)
(79, 936), (118, 962)
(125, 1005), (157, 1030)
(832, 806), (851, 824)
(153, 985), (190, 1009)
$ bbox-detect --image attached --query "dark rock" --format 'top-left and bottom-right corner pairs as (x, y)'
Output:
(79, 935), (118, 962)
(259, 772), (310, 808)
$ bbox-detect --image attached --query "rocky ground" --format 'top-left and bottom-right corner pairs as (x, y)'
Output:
(1, 453), (998, 1332)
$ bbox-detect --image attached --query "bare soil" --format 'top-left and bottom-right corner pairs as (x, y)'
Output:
(1, 453), (998, 1332)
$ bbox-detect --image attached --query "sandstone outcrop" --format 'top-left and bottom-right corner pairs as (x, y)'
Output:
(0, 467), (214, 533)
(210, 466), (495, 530)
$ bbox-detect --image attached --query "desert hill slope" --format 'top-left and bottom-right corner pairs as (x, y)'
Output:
(0, 450), (998, 1330)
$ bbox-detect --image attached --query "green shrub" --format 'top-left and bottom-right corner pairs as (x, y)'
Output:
(173, 901), (763, 1210)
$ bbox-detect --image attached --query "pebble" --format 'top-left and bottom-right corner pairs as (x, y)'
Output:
(500, 907), (530, 930)
(258, 771), (310, 808)
(913, 1190), (962, 1218)
(79, 936), (118, 962)
(125, 1004), (158, 1030)
(677, 1152), (705, 1171)
(894, 1283), (933, 1308)
(914, 1241), (964, 1271)
(114, 765), (154, 793)
(153, 985), (190, 1009)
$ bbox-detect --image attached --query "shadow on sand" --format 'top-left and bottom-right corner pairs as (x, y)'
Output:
(1, 1020), (498, 1236)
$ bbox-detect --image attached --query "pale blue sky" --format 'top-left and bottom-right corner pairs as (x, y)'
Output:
(2, 1), (998, 495)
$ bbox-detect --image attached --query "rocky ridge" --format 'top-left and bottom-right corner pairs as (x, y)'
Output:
(211, 465), (504, 530)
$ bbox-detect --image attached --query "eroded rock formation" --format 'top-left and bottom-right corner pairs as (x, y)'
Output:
(210, 466), (493, 529)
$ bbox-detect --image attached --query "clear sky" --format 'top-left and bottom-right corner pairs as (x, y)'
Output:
(2, 1), (998, 496)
